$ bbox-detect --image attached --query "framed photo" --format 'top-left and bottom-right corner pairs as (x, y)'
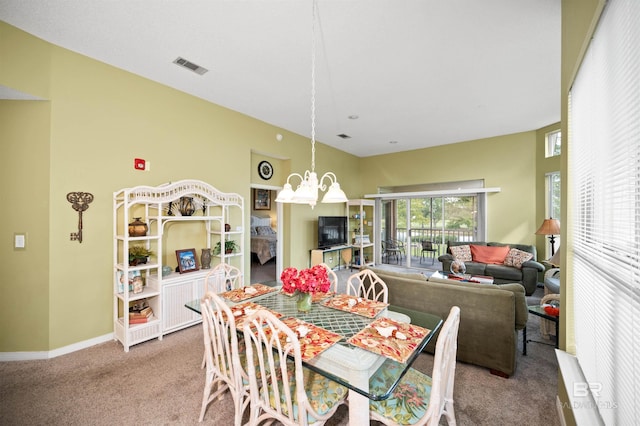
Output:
(176, 248), (199, 274)
(254, 189), (271, 210)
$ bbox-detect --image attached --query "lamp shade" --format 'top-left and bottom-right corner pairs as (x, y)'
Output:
(292, 179), (317, 204)
(535, 218), (561, 235)
(322, 182), (348, 203)
(275, 183), (295, 203)
(548, 245), (561, 266)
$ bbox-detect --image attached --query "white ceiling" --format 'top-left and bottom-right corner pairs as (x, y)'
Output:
(0, 0), (560, 157)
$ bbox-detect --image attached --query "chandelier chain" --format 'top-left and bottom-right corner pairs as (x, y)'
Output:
(273, 0), (346, 208)
(310, 0), (317, 173)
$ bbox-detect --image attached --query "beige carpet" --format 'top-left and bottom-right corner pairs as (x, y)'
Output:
(1, 274), (560, 425)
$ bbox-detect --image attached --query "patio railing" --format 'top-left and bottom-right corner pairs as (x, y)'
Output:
(391, 227), (476, 255)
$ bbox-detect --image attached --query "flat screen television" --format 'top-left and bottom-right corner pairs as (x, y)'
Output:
(317, 216), (348, 249)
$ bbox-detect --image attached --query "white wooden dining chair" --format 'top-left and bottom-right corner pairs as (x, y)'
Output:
(369, 306), (461, 426)
(199, 292), (250, 425)
(201, 263), (244, 368)
(318, 263), (339, 293)
(204, 262), (243, 293)
(242, 310), (348, 426)
(346, 269), (388, 302)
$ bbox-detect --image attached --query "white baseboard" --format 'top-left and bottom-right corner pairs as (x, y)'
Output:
(0, 333), (114, 361)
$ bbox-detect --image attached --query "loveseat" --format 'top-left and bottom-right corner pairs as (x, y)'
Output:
(438, 241), (544, 295)
(369, 267), (528, 377)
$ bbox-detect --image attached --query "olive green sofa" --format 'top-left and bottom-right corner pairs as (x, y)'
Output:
(438, 241), (545, 295)
(369, 267), (528, 377)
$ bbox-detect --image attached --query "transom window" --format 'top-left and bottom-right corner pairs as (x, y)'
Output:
(545, 130), (561, 157)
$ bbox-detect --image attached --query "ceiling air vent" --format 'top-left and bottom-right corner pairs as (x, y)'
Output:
(337, 134), (351, 139)
(173, 57), (208, 75)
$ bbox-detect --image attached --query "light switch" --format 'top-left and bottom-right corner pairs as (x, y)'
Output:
(14, 233), (26, 250)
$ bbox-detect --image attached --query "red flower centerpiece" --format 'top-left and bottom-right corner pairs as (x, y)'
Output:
(281, 267), (299, 295)
(281, 265), (331, 295)
(281, 265), (331, 312)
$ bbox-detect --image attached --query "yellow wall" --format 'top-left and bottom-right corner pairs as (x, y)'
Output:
(0, 22), (359, 351)
(360, 132), (540, 245)
(0, 100), (51, 351)
(0, 22), (52, 98)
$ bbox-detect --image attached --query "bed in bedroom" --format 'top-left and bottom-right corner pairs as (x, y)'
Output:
(250, 215), (277, 265)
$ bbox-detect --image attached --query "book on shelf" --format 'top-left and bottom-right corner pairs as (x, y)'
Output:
(128, 300), (153, 323)
(129, 307), (153, 320)
(129, 316), (151, 324)
(129, 312), (152, 320)
(129, 306), (152, 316)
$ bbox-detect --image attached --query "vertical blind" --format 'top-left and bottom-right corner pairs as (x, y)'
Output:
(569, 0), (639, 424)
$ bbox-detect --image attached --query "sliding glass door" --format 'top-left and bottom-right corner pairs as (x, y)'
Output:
(381, 194), (481, 268)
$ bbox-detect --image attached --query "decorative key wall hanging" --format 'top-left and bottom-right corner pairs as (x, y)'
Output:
(67, 192), (94, 243)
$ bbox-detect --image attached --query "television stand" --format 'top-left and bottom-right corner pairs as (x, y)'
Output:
(310, 246), (353, 271)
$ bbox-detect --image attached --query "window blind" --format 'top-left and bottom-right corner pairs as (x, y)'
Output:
(569, 0), (639, 423)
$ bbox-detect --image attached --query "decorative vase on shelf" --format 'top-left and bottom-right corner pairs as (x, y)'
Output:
(128, 217), (148, 237)
(178, 197), (195, 216)
(201, 248), (212, 269)
(297, 292), (313, 313)
(162, 265), (173, 277)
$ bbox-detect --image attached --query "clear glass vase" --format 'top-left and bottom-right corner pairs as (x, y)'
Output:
(297, 292), (313, 312)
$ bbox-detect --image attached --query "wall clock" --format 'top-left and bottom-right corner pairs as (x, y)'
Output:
(258, 160), (274, 180)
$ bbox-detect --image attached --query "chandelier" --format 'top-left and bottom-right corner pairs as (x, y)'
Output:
(275, 0), (347, 209)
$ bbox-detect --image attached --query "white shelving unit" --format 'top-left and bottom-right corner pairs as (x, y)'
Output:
(113, 179), (244, 351)
(347, 199), (376, 269)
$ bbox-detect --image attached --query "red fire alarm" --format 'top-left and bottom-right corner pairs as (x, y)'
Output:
(134, 158), (146, 171)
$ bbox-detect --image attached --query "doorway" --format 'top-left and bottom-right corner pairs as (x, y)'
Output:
(249, 186), (283, 283)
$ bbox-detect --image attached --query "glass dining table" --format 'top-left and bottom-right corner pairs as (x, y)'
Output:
(185, 286), (442, 426)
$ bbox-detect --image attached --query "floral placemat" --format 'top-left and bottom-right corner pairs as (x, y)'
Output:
(321, 294), (389, 318)
(280, 290), (335, 302)
(347, 317), (430, 363)
(229, 301), (282, 330)
(220, 283), (276, 302)
(264, 317), (343, 361)
(312, 291), (335, 302)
